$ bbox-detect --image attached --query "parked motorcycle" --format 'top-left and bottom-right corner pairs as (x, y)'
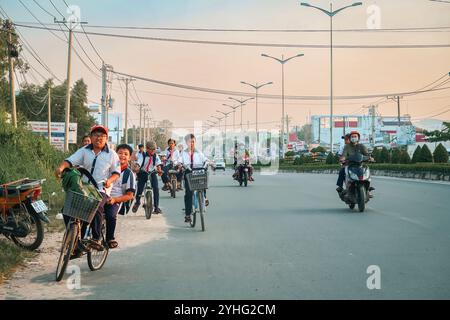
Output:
(0, 178), (49, 250)
(338, 153), (374, 212)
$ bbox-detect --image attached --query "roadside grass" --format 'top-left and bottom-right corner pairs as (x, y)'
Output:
(0, 238), (36, 284)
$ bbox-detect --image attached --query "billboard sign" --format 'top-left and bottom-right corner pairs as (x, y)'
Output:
(28, 121), (78, 150)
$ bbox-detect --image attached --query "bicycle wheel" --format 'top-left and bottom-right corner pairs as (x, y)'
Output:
(145, 189), (153, 220)
(198, 191), (206, 232)
(55, 223), (78, 282)
(190, 192), (196, 228)
(87, 221), (109, 271)
(171, 179), (177, 198)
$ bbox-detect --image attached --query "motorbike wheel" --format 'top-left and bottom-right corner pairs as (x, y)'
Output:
(11, 209), (44, 251)
(243, 171), (248, 187)
(145, 190), (153, 220)
(357, 185), (366, 212)
(349, 203), (355, 210)
(171, 179), (177, 198)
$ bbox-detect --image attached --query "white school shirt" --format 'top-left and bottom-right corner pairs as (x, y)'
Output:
(136, 152), (162, 172)
(180, 149), (208, 169)
(65, 144), (120, 192)
(110, 166), (137, 198)
(165, 147), (180, 164)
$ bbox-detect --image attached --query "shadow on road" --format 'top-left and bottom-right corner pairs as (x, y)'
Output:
(288, 207), (371, 215)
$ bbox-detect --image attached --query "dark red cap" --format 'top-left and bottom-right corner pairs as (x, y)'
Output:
(90, 125), (108, 135)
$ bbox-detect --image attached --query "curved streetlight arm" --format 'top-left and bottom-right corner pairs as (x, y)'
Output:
(223, 103), (239, 110)
(240, 81), (256, 90)
(262, 53), (304, 64)
(259, 81), (273, 89)
(332, 2), (362, 16)
(261, 53), (283, 64)
(300, 2), (332, 16)
(284, 53), (305, 63)
(217, 110), (231, 116)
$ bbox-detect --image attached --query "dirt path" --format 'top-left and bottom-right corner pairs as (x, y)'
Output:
(0, 208), (168, 300)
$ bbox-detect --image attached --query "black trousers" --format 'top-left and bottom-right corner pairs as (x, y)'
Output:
(136, 171), (160, 208)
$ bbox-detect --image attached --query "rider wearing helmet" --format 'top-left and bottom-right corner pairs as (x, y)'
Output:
(340, 131), (370, 160)
(339, 131), (375, 196)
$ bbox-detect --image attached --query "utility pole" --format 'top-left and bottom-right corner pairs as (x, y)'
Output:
(133, 124), (136, 147)
(4, 20), (17, 128)
(135, 103), (148, 144)
(286, 115), (291, 142)
(143, 108), (147, 144)
(47, 86), (51, 144)
(54, 17), (87, 152)
(116, 116), (120, 144)
(342, 116), (346, 136)
(117, 77), (135, 144)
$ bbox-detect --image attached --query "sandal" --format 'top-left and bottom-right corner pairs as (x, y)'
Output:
(108, 240), (119, 249)
(89, 239), (104, 251)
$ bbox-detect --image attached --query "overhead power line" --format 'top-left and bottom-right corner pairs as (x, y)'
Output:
(112, 70), (450, 101)
(11, 21), (450, 33)
(13, 23), (450, 49)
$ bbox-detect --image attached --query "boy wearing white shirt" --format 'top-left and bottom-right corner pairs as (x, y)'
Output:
(162, 138), (182, 191)
(105, 144), (136, 249)
(132, 141), (163, 214)
(180, 134), (209, 223)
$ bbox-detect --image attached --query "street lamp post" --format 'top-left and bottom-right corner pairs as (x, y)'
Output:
(223, 103), (240, 131)
(300, 1), (362, 153)
(261, 53), (304, 157)
(216, 110), (232, 139)
(210, 115), (223, 132)
(228, 97), (255, 131)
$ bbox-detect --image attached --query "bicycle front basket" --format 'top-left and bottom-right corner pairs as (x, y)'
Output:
(186, 170), (208, 190)
(62, 190), (102, 223)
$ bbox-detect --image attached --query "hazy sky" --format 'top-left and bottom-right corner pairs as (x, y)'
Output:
(2, 0), (450, 132)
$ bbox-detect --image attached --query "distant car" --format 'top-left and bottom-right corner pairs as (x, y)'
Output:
(212, 160), (226, 171)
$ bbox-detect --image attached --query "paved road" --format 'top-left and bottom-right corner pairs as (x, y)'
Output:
(54, 171), (450, 299)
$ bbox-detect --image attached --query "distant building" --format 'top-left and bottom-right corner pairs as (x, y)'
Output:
(310, 114), (416, 150)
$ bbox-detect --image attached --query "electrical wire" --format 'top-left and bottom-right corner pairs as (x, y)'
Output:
(112, 70), (450, 101)
(13, 23), (450, 49)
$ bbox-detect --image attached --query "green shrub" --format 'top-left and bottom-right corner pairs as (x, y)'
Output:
(372, 148), (381, 162)
(433, 143), (449, 163)
(420, 144), (433, 163)
(284, 151), (295, 157)
(333, 152), (340, 164)
(380, 147), (390, 163)
(390, 148), (402, 164)
(311, 146), (326, 153)
(0, 112), (65, 216)
(325, 152), (334, 164)
(411, 145), (422, 164)
(399, 150), (411, 164)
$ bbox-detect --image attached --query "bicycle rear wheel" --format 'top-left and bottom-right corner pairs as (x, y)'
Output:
(55, 223), (78, 282)
(171, 179), (177, 198)
(87, 222), (109, 271)
(145, 190), (153, 220)
(198, 191), (206, 232)
(190, 192), (196, 228)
